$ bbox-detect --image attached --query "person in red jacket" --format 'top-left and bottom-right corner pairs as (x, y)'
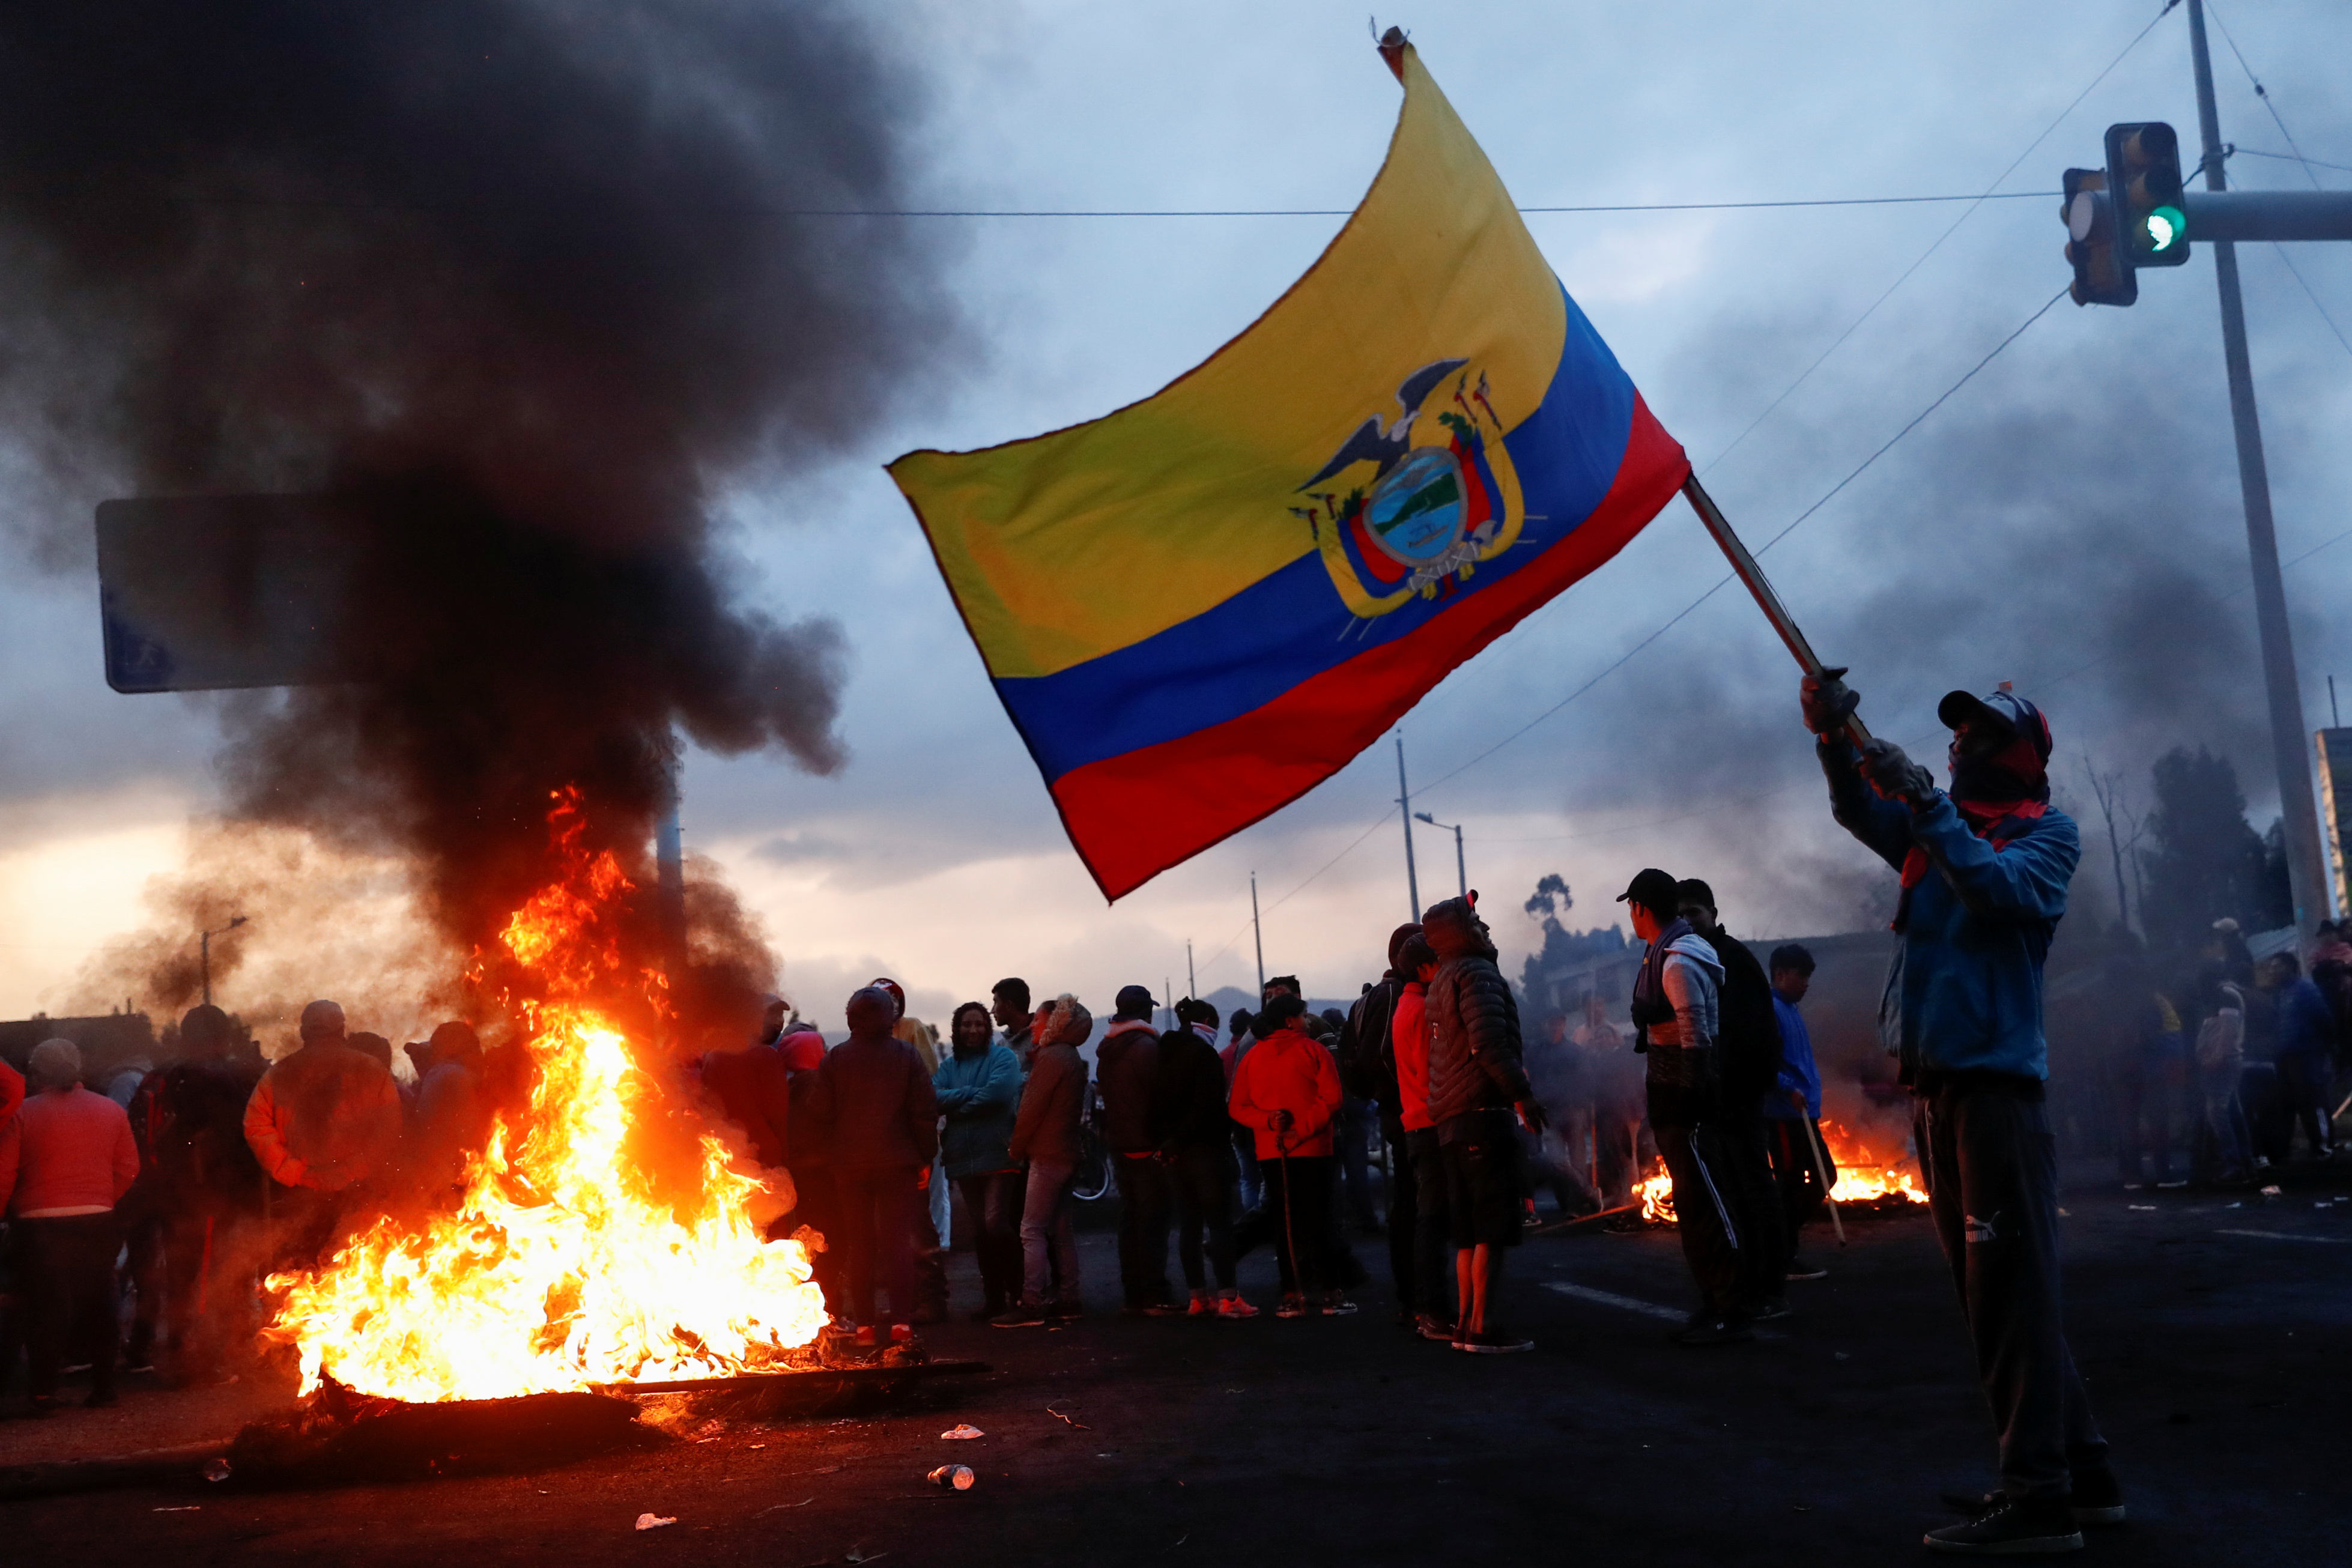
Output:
(1, 1038), (141, 1415)
(1390, 934), (1456, 1342)
(1229, 994), (1347, 1318)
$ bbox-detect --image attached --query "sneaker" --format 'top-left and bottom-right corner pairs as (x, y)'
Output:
(123, 1358), (157, 1375)
(1942, 1475), (2125, 1529)
(1786, 1256), (1828, 1282)
(852, 1325), (879, 1351)
(1923, 1494), (2083, 1554)
(1275, 1294), (1311, 1319)
(1319, 1297), (1359, 1316)
(1750, 1298), (1792, 1322)
(991, 1304), (1048, 1328)
(1671, 1313), (1754, 1348)
(1215, 1295), (1259, 1320)
(1414, 1313), (1457, 1343)
(2154, 1179), (2189, 1191)
(889, 1323), (915, 1345)
(1458, 1327), (1534, 1355)
(1187, 1295), (1213, 1317)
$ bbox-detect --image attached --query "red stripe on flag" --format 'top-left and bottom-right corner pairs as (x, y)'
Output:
(1053, 395), (1690, 900)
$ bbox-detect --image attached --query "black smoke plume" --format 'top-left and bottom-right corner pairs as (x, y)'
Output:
(0, 3), (965, 1029)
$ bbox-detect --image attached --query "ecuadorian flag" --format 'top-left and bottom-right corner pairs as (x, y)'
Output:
(890, 40), (1691, 900)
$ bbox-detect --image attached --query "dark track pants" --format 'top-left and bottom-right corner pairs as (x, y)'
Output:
(1915, 1082), (2110, 1504)
(1259, 1154), (1333, 1295)
(833, 1166), (918, 1328)
(17, 1214), (120, 1401)
(1718, 1110), (1787, 1309)
(1381, 1127), (1419, 1311)
(1168, 1144), (1237, 1292)
(1406, 1128), (1452, 1321)
(1654, 1121), (1742, 1317)
(954, 1172), (1023, 1314)
(1111, 1155), (1175, 1307)
(1765, 1116), (1832, 1261)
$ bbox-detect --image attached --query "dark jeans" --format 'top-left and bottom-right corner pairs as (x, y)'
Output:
(1111, 1155), (1174, 1307)
(1231, 1128), (1262, 1211)
(1338, 1097), (1378, 1227)
(1405, 1128), (1452, 1320)
(1260, 1154), (1333, 1295)
(1168, 1144), (1237, 1292)
(1765, 1116), (1832, 1263)
(17, 1214), (121, 1400)
(120, 1206), (166, 1365)
(954, 1172), (1023, 1312)
(1915, 1082), (2109, 1504)
(784, 1163), (843, 1318)
(832, 1166), (918, 1327)
(1718, 1110), (1787, 1309)
(2114, 1052), (2184, 1183)
(1653, 1116), (1742, 1317)
(1381, 1127), (1419, 1310)
(912, 1187), (948, 1315)
(2277, 1050), (2337, 1158)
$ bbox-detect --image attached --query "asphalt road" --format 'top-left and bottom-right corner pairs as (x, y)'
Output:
(7, 1161), (2349, 1566)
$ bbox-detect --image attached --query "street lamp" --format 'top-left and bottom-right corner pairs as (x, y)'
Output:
(1412, 813), (1467, 900)
(200, 915), (248, 1007)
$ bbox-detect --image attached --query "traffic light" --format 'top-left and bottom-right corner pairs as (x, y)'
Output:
(2061, 166), (2136, 307)
(2106, 121), (2190, 267)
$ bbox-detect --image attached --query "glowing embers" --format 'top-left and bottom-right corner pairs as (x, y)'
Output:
(262, 788), (825, 1403)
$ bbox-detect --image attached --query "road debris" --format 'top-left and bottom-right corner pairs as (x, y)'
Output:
(939, 1424), (984, 1440)
(635, 1513), (677, 1531)
(927, 1465), (976, 1490)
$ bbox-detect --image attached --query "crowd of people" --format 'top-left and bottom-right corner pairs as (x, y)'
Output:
(2103, 915), (2348, 1191)
(7, 671), (2349, 1556)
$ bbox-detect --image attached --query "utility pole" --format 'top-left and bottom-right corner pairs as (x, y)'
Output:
(199, 914), (247, 1008)
(1250, 873), (1265, 997)
(1394, 733), (1422, 921)
(2186, 0), (2329, 931)
(1186, 939), (1196, 1000)
(1414, 812), (1467, 898)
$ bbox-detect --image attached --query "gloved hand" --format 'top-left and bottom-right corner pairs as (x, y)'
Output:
(1272, 1109), (1296, 1132)
(1800, 665), (1861, 737)
(1859, 736), (1935, 805)
(1514, 1098), (1550, 1136)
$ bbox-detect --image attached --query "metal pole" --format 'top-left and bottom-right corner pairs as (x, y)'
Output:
(1187, 939), (1196, 1000)
(1452, 822), (1467, 900)
(201, 930), (211, 1008)
(2187, 0), (2328, 932)
(1251, 873), (1265, 997)
(1395, 734), (1422, 919)
(1682, 477), (1870, 748)
(655, 747), (689, 977)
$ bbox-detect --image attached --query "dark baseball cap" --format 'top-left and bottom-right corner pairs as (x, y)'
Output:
(1616, 868), (1680, 912)
(1936, 683), (2052, 762)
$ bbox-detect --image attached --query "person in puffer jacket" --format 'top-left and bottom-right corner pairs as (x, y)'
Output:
(242, 999), (403, 1268)
(1228, 993), (1345, 1316)
(1421, 893), (1546, 1355)
(1804, 671), (2115, 1555)
(996, 994), (1091, 1326)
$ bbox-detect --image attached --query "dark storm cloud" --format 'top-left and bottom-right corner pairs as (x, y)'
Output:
(0, 3), (969, 967)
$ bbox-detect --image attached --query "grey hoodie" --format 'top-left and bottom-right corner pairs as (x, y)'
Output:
(1644, 931), (1723, 1091)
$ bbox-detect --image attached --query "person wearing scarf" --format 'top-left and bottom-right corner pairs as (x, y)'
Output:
(1804, 671), (2117, 1556)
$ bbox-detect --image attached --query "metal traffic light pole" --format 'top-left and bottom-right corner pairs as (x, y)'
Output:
(2186, 0), (2332, 927)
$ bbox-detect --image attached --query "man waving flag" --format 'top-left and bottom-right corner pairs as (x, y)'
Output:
(890, 34), (1691, 900)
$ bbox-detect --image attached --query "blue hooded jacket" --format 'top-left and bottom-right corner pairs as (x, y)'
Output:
(1821, 739), (2078, 1082)
(932, 1039), (1022, 1179)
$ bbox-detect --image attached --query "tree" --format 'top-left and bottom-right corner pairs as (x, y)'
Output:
(2081, 757), (2147, 938)
(1515, 872), (1628, 1006)
(2137, 745), (2285, 956)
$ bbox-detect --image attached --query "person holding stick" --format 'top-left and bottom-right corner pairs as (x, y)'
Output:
(1227, 993), (1344, 1318)
(1802, 671), (2120, 1555)
(1760, 945), (1835, 1281)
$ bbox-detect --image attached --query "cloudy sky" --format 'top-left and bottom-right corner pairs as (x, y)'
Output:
(4, 0), (2349, 1034)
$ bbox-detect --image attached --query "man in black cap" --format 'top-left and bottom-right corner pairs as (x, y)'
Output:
(1619, 868), (1747, 1346)
(1676, 877), (1790, 1324)
(1802, 671), (2117, 1555)
(1099, 984), (1177, 1314)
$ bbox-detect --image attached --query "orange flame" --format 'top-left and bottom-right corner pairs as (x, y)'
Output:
(1631, 1119), (1927, 1226)
(261, 787), (826, 1402)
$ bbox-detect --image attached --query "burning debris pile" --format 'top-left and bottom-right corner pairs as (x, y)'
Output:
(264, 791), (828, 1403)
(1632, 1120), (1929, 1226)
(0, 5), (968, 1400)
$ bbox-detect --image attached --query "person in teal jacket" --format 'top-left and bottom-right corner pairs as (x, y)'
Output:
(933, 1002), (1023, 1319)
(1804, 672), (2119, 1557)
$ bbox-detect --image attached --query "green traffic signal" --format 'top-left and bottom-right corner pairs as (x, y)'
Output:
(2145, 204), (2186, 253)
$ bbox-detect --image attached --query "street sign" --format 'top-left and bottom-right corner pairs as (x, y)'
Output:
(95, 494), (369, 692)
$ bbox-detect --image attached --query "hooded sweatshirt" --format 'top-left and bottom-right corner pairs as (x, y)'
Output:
(1226, 1025), (1341, 1159)
(243, 1040), (404, 1191)
(1154, 1022), (1231, 1151)
(1009, 998), (1090, 1168)
(933, 1037), (1021, 1179)
(1094, 1017), (1162, 1155)
(0, 1085), (139, 1216)
(1392, 979), (1435, 1132)
(807, 1032), (938, 1171)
